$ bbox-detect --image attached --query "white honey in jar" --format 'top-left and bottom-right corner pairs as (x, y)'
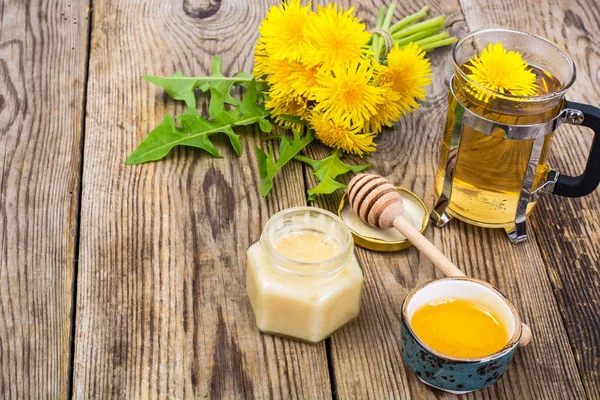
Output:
(246, 207), (364, 343)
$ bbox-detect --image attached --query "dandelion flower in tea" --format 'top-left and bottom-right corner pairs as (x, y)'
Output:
(465, 42), (538, 97)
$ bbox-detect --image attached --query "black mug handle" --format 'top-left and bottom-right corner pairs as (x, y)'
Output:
(553, 101), (600, 198)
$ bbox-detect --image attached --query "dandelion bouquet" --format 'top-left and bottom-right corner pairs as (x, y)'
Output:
(127, 1), (457, 199)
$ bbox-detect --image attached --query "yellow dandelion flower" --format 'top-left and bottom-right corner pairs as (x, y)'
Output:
(310, 112), (376, 156)
(267, 59), (320, 98)
(253, 40), (270, 78)
(287, 64), (320, 97)
(365, 84), (403, 134)
(465, 42), (538, 96)
(265, 94), (310, 131)
(377, 43), (432, 115)
(303, 4), (371, 70)
(312, 60), (384, 126)
(258, 0), (313, 62)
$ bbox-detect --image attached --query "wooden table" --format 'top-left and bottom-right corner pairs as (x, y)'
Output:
(2, 0), (599, 398)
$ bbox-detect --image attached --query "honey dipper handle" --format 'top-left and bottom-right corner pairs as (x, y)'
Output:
(520, 324), (532, 347)
(392, 215), (464, 277)
(393, 215), (533, 348)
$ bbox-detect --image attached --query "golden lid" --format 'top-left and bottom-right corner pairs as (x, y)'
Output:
(337, 186), (429, 252)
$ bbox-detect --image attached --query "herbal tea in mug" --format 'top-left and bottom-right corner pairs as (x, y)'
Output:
(432, 29), (600, 243)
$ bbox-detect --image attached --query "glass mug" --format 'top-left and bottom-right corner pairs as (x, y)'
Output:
(432, 28), (600, 243)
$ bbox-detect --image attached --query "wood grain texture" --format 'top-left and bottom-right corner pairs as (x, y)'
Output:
(457, 0), (600, 396)
(72, 0), (330, 398)
(0, 0), (89, 398)
(5, 0), (590, 398)
(307, 0), (588, 398)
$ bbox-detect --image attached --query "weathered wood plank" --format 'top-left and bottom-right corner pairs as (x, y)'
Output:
(0, 0), (89, 398)
(306, 0), (587, 398)
(73, 1), (330, 398)
(457, 0), (600, 396)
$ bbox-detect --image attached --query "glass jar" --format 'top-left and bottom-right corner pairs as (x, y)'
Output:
(431, 28), (600, 244)
(246, 207), (364, 343)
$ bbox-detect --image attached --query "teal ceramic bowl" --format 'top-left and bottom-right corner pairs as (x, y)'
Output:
(400, 277), (523, 394)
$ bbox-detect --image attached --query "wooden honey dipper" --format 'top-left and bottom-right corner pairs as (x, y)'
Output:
(348, 173), (533, 346)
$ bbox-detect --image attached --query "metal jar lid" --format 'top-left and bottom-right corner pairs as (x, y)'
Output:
(337, 186), (429, 252)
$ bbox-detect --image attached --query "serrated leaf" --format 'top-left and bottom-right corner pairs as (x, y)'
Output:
(178, 109), (241, 156)
(125, 113), (222, 164)
(278, 114), (306, 126)
(256, 130), (315, 197)
(144, 72), (198, 109)
(307, 177), (348, 201)
(259, 118), (273, 132)
(256, 146), (278, 197)
(296, 149), (371, 200)
(295, 149), (371, 181)
(143, 56), (258, 109)
(208, 87), (238, 123)
(207, 55), (240, 106)
(236, 80), (263, 125)
(212, 56), (222, 74)
(278, 131), (314, 168)
(126, 79), (269, 164)
(233, 71), (253, 80)
(233, 71), (256, 88)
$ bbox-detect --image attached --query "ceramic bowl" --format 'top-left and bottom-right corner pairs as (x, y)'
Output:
(400, 277), (523, 394)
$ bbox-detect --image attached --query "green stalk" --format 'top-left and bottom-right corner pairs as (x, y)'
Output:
(371, 5), (387, 53)
(394, 26), (442, 47)
(420, 37), (459, 51)
(413, 31), (449, 47)
(391, 15), (447, 40)
(381, 1), (397, 30)
(389, 5), (429, 34)
(377, 1), (398, 59)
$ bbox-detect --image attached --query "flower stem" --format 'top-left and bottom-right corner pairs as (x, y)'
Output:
(376, 1), (398, 59)
(413, 31), (449, 47)
(381, 1), (398, 30)
(370, 6), (457, 58)
(391, 15), (446, 40)
(394, 26), (442, 48)
(371, 5), (387, 53)
(389, 5), (429, 34)
(420, 36), (459, 51)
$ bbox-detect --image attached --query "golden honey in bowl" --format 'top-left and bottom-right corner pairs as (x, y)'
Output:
(410, 298), (509, 358)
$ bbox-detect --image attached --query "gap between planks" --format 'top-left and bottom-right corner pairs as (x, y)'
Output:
(325, 338), (339, 400)
(67, 2), (94, 399)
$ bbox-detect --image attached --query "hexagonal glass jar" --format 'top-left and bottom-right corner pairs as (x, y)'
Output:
(246, 207), (364, 343)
